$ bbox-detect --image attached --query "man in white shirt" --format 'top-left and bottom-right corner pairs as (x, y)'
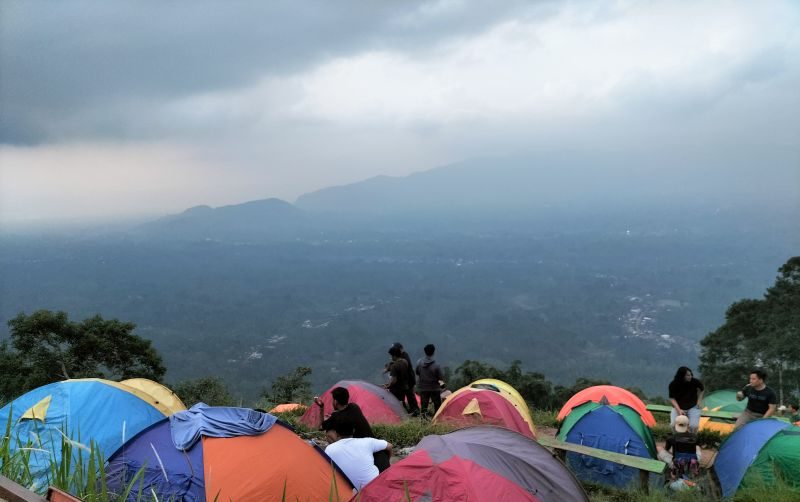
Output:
(325, 422), (393, 491)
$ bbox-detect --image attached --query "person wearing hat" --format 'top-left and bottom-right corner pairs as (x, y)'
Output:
(662, 414), (700, 482)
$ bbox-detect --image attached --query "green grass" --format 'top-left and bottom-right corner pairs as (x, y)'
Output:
(372, 419), (458, 448)
(530, 408), (560, 429)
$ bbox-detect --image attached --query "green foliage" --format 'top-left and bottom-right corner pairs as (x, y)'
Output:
(262, 366), (313, 406)
(449, 360), (663, 412)
(0, 310), (165, 401)
(733, 481), (800, 502)
(530, 408), (559, 429)
(552, 377), (612, 409)
(372, 419), (458, 448)
(700, 256), (800, 398)
(450, 359), (556, 409)
(583, 483), (714, 502)
(173, 376), (236, 407)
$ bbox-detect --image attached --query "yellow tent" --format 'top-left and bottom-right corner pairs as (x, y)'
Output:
(433, 378), (537, 438)
(67, 378), (187, 416)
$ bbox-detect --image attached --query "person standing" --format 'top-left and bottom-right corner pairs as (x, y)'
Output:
(668, 366), (704, 433)
(416, 343), (445, 417)
(734, 368), (778, 430)
(391, 342), (420, 416)
(384, 346), (410, 404)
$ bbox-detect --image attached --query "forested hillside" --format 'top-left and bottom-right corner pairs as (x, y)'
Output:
(2, 205), (794, 399)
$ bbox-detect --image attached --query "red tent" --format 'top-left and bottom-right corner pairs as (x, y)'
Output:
(556, 385), (656, 427)
(356, 426), (588, 502)
(433, 387), (535, 438)
(300, 380), (408, 428)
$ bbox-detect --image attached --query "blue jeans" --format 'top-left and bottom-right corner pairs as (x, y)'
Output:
(670, 406), (701, 432)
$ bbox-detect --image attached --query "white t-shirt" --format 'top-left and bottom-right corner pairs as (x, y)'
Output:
(325, 437), (388, 490)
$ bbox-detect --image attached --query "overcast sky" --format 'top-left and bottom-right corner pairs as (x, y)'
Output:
(1, 0), (798, 225)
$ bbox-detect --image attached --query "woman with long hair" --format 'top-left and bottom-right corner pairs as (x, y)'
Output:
(668, 366), (704, 433)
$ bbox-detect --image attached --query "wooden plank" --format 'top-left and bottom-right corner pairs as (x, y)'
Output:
(645, 404), (674, 413)
(46, 488), (83, 502)
(537, 436), (665, 474)
(0, 475), (47, 502)
(645, 404), (739, 420)
(701, 410), (738, 420)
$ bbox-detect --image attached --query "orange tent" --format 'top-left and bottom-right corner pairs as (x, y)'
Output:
(556, 385), (656, 427)
(106, 417), (352, 501)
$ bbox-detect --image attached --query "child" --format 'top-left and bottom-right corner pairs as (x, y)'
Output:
(663, 415), (700, 483)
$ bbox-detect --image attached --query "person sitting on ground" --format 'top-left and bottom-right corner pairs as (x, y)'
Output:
(789, 403), (800, 424)
(416, 343), (445, 417)
(660, 415), (700, 482)
(734, 368), (777, 430)
(324, 422), (392, 492)
(391, 342), (420, 417)
(314, 387), (390, 471)
(668, 366), (704, 433)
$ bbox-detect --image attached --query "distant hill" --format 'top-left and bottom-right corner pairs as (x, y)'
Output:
(135, 198), (310, 242)
(130, 154), (799, 241)
(294, 154), (800, 219)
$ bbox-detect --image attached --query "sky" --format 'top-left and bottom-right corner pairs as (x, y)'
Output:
(1, 0), (799, 226)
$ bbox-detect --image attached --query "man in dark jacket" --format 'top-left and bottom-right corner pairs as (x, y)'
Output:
(416, 344), (445, 417)
(391, 342), (420, 416)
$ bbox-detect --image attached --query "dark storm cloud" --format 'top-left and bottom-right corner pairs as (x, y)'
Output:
(0, 0), (540, 143)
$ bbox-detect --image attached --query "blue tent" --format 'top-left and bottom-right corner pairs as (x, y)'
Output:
(106, 418), (205, 501)
(105, 410), (353, 501)
(715, 419), (797, 498)
(557, 403), (656, 488)
(0, 379), (167, 491)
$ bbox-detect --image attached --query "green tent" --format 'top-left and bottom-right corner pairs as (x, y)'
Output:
(557, 402), (657, 488)
(716, 420), (800, 497)
(702, 389), (746, 412)
(557, 401), (656, 457)
(741, 424), (800, 491)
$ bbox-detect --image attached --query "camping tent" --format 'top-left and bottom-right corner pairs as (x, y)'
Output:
(698, 389), (744, 434)
(556, 385), (656, 427)
(468, 379), (536, 431)
(432, 380), (536, 438)
(557, 402), (657, 488)
(300, 380), (408, 428)
(702, 390), (745, 413)
(106, 411), (352, 501)
(357, 426), (588, 502)
(0, 379), (182, 489)
(715, 419), (800, 497)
